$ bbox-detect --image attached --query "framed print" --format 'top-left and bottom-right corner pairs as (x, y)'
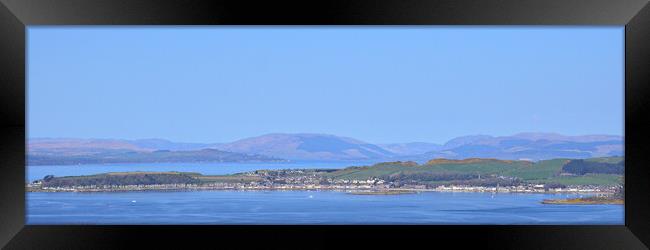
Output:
(1, 0), (649, 249)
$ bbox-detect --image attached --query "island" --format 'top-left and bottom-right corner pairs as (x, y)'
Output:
(27, 157), (624, 203)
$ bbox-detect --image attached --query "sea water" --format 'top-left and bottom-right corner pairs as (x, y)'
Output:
(25, 162), (624, 225)
(27, 190), (623, 225)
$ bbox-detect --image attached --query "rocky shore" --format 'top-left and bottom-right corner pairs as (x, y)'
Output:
(541, 196), (623, 205)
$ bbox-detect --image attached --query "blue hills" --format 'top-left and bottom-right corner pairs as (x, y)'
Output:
(400, 132), (622, 162)
(29, 132), (622, 164)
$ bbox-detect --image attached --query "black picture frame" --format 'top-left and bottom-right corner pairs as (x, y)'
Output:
(1, 0), (649, 249)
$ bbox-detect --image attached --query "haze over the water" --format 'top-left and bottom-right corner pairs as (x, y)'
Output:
(28, 27), (623, 144)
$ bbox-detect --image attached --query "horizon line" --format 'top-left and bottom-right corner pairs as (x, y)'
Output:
(27, 131), (625, 145)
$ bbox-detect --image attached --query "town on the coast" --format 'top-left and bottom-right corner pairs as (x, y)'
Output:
(27, 157), (624, 204)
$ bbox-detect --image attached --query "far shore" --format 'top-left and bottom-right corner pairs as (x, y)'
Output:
(29, 186), (624, 204)
(348, 190), (418, 195)
(26, 185), (615, 196)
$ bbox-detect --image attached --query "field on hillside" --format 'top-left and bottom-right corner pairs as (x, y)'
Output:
(326, 157), (623, 186)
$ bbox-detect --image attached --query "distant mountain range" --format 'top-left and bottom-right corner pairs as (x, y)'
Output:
(377, 142), (443, 156)
(29, 132), (623, 164)
(404, 133), (623, 162)
(28, 138), (279, 165)
(214, 133), (396, 161)
(29, 138), (215, 154)
(28, 148), (285, 166)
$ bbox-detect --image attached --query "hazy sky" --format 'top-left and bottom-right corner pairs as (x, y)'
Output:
(28, 27), (624, 144)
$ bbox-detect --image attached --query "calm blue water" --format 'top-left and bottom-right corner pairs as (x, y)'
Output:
(26, 161), (374, 182)
(26, 162), (624, 224)
(27, 191), (623, 225)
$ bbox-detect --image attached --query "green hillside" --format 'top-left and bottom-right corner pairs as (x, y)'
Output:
(328, 159), (534, 180)
(326, 157), (623, 186)
(585, 156), (623, 164)
(501, 159), (568, 180)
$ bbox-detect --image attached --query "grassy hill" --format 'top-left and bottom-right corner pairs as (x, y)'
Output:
(326, 157), (623, 186)
(500, 159), (568, 180)
(327, 159), (533, 180)
(585, 156), (624, 164)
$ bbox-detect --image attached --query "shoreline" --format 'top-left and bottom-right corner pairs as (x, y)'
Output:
(28, 186), (622, 205)
(26, 185), (615, 196)
(541, 197), (624, 205)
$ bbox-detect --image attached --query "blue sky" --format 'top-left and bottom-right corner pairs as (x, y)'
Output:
(28, 27), (624, 144)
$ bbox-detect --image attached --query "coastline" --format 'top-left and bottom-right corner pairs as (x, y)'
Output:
(26, 184), (615, 195)
(28, 183), (623, 205)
